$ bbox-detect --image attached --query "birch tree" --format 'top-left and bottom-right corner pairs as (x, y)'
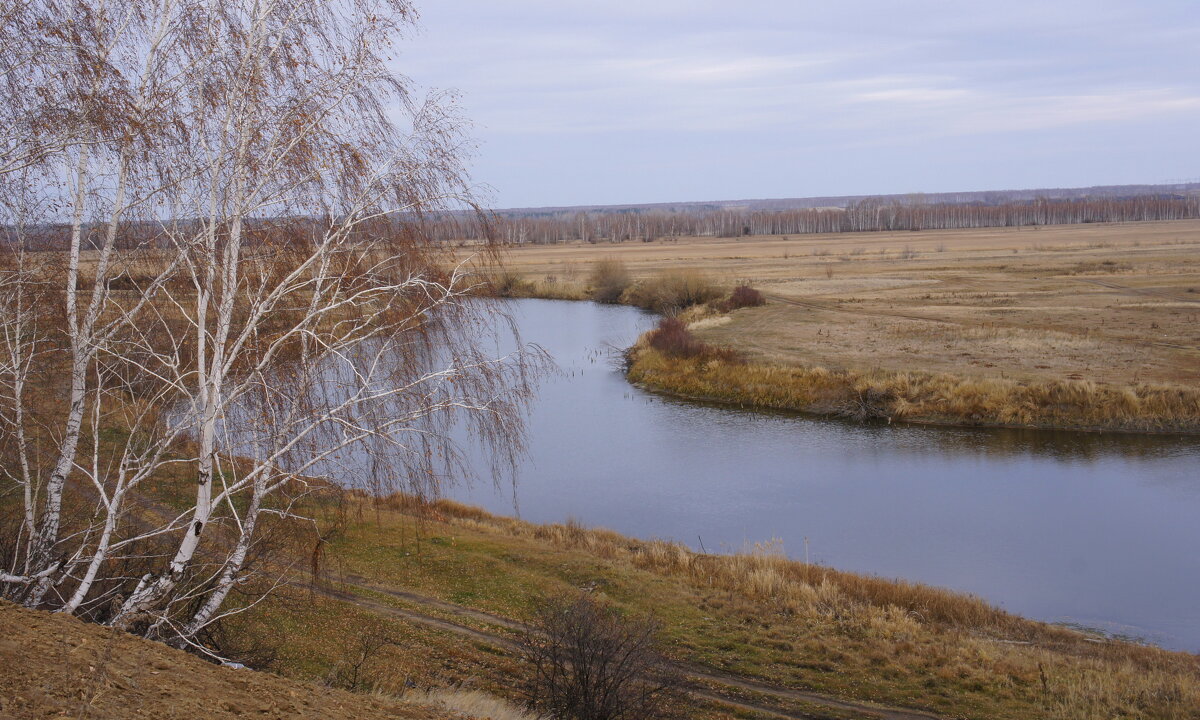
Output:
(1, 0), (541, 650)
(0, 0), (195, 607)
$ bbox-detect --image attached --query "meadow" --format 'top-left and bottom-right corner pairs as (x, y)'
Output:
(214, 493), (1200, 720)
(492, 220), (1200, 431)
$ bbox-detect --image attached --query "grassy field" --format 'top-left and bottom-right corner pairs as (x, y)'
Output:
(493, 220), (1200, 431)
(214, 494), (1200, 720)
(8, 375), (1199, 719)
(10, 219), (1200, 719)
(13, 462), (1198, 719)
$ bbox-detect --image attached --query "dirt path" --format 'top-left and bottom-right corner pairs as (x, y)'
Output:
(325, 575), (946, 720)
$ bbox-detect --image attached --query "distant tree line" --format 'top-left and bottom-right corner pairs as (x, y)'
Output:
(428, 195), (1200, 245)
(10, 195), (1195, 251)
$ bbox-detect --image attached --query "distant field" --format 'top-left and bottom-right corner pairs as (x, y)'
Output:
(497, 220), (1200, 391)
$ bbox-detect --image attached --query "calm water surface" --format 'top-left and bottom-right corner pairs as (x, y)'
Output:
(450, 299), (1200, 652)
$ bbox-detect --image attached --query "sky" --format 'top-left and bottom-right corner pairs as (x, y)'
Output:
(397, 0), (1200, 209)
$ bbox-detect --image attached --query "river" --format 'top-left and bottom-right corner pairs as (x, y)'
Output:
(449, 298), (1200, 652)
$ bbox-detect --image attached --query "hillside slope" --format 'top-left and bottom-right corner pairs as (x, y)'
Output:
(0, 601), (452, 720)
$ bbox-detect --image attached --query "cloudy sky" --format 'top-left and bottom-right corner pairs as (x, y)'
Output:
(399, 0), (1200, 208)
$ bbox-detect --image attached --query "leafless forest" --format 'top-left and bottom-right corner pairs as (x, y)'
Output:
(433, 194), (1200, 245)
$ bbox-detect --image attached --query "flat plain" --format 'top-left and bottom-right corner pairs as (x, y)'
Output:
(497, 220), (1200, 390)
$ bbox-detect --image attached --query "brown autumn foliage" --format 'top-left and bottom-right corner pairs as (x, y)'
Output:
(716, 284), (765, 312)
(620, 269), (723, 314)
(588, 258), (632, 304)
(645, 317), (737, 362)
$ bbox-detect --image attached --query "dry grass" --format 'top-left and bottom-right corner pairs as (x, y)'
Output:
(405, 498), (1200, 720)
(891, 324), (1105, 356)
(618, 268), (724, 313)
(587, 257), (633, 303)
(1041, 662), (1199, 720)
(487, 268), (589, 301)
(626, 342), (1200, 432)
(493, 220), (1200, 431)
(404, 688), (543, 720)
(430, 500), (1050, 641)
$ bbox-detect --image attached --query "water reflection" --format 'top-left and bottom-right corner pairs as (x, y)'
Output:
(657, 394), (1198, 464)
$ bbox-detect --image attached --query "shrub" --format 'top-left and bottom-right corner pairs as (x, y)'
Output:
(588, 258), (632, 304)
(520, 593), (683, 720)
(718, 284), (765, 312)
(646, 317), (737, 362)
(490, 269), (532, 297)
(647, 317), (706, 358)
(620, 269), (721, 313)
(325, 618), (399, 691)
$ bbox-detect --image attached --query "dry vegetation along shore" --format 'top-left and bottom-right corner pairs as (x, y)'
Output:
(492, 219), (1200, 433)
(120, 494), (1200, 719)
(6, 467), (1199, 719)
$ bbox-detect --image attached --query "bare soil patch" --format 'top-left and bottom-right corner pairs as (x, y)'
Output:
(0, 601), (449, 720)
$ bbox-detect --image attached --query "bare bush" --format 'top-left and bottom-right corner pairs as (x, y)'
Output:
(646, 318), (704, 359)
(520, 593), (683, 720)
(491, 269), (534, 297)
(588, 258), (631, 304)
(717, 284), (766, 312)
(645, 318), (737, 363)
(327, 618), (401, 692)
(620, 269), (721, 314)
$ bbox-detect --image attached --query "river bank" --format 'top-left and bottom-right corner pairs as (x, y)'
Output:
(625, 330), (1200, 435)
(223, 492), (1200, 720)
(491, 220), (1200, 434)
(448, 299), (1200, 653)
(12, 298), (1198, 720)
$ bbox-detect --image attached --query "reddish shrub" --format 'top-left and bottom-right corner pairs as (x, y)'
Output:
(648, 317), (704, 357)
(719, 284), (766, 312)
(647, 317), (738, 362)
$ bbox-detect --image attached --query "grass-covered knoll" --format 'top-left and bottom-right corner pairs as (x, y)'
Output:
(219, 494), (1200, 720)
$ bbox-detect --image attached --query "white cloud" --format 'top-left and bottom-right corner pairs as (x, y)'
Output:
(952, 89), (1200, 134)
(603, 54), (835, 85)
